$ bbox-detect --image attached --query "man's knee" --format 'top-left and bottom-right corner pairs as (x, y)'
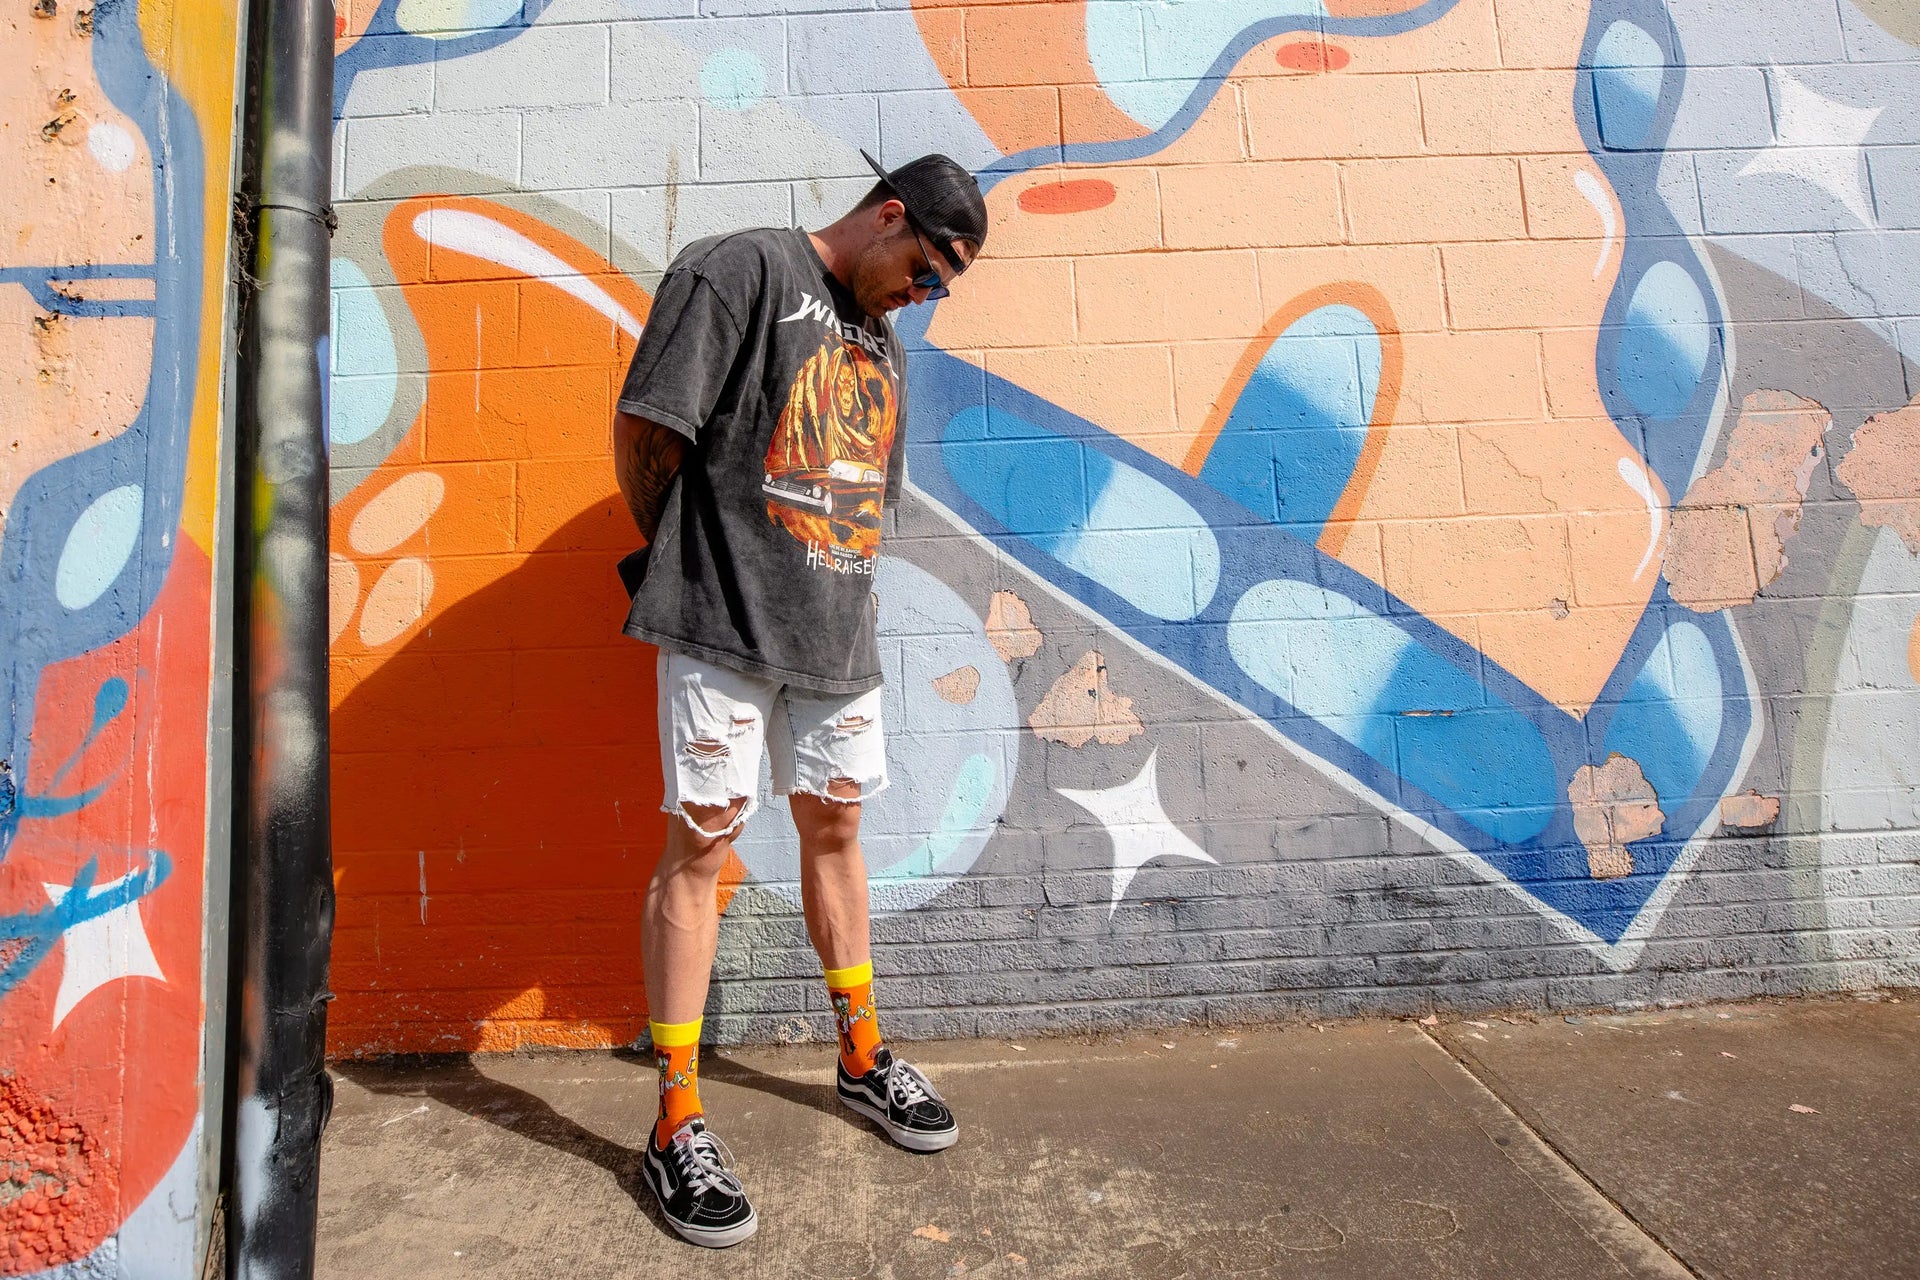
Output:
(663, 798), (748, 876)
(792, 784), (863, 849)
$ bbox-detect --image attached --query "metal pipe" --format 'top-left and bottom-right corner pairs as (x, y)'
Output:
(227, 0), (336, 1275)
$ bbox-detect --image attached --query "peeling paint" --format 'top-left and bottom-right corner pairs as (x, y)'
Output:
(1720, 791), (1781, 830)
(1569, 753), (1664, 880)
(0, 1073), (114, 1270)
(1667, 390), (1830, 612)
(1030, 651), (1144, 748)
(1835, 396), (1920, 556)
(985, 590), (1042, 661)
(933, 665), (980, 705)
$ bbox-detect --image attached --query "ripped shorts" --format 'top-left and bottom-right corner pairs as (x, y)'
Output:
(656, 647), (888, 839)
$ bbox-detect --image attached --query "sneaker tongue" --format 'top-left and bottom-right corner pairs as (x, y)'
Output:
(871, 1044), (894, 1071)
(671, 1116), (706, 1146)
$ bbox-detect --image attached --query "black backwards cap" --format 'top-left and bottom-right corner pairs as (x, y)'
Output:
(860, 149), (988, 272)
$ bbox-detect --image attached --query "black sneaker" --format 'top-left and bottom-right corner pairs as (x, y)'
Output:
(837, 1045), (958, 1152)
(642, 1118), (758, 1248)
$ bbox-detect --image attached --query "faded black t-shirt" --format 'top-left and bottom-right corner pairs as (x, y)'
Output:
(616, 228), (906, 694)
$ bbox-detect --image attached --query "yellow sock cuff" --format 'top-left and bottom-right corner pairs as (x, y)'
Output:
(823, 959), (873, 988)
(649, 1016), (703, 1049)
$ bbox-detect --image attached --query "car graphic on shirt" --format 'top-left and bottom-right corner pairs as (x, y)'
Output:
(762, 458), (885, 528)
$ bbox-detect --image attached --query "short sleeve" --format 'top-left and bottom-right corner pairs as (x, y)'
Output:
(883, 344), (909, 509)
(616, 269), (745, 441)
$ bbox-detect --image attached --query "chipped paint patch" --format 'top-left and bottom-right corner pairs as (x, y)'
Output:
(1569, 753), (1664, 880)
(1667, 390), (1829, 611)
(1030, 651), (1144, 748)
(985, 590), (1043, 661)
(0, 1073), (114, 1268)
(933, 665), (980, 705)
(1835, 396), (1920, 556)
(1720, 790), (1781, 830)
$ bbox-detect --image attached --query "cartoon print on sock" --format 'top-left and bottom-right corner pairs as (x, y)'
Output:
(763, 338), (898, 568)
(831, 991), (874, 1059)
(658, 1049), (698, 1097)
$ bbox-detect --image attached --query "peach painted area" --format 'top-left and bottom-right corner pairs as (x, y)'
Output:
(927, 0), (1658, 714)
(2, 16), (157, 540)
(326, 197), (744, 1054)
(1909, 614), (1920, 685)
(910, 0), (1150, 153)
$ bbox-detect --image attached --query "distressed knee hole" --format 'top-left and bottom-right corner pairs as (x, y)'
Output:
(684, 738), (730, 762)
(833, 715), (872, 734)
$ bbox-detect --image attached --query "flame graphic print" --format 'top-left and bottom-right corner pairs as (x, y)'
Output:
(761, 338), (897, 559)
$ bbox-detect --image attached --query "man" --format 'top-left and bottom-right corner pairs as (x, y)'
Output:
(610, 151), (987, 1248)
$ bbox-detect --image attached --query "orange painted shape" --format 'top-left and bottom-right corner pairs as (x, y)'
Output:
(1018, 179), (1118, 215)
(1276, 41), (1351, 72)
(1909, 613), (1920, 685)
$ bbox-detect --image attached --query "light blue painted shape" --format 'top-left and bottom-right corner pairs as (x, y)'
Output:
(1228, 580), (1555, 842)
(1088, 0), (1324, 130)
(1604, 619), (1723, 808)
(395, 0), (523, 36)
(880, 752), (997, 887)
(1618, 260), (1711, 420)
(1592, 20), (1666, 150)
(946, 406), (1221, 620)
(55, 485), (143, 611)
(1199, 305), (1379, 533)
(329, 259), (397, 447)
(700, 47), (769, 112)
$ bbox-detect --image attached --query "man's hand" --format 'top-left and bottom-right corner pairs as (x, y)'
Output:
(614, 410), (689, 545)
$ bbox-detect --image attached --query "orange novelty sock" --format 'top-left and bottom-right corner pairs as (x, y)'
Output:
(825, 960), (884, 1076)
(651, 1016), (704, 1146)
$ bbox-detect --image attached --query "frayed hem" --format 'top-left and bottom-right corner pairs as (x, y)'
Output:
(658, 797), (756, 840)
(781, 775), (890, 806)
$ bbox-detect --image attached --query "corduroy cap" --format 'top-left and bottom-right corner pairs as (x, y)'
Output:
(860, 149), (987, 272)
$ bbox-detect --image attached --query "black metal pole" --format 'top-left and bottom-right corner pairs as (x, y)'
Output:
(228, 0), (335, 1275)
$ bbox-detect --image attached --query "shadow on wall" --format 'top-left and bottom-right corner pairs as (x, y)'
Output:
(330, 503), (686, 1054)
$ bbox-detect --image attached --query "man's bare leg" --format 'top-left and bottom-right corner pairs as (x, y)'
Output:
(792, 782), (870, 970)
(642, 798), (749, 1024)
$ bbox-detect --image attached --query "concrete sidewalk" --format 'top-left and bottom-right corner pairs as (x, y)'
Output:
(317, 996), (1917, 1279)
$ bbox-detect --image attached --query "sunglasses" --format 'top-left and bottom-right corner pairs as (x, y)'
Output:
(907, 223), (958, 301)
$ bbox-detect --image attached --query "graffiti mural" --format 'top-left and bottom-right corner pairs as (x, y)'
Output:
(1, 0), (242, 1273)
(328, 0), (1920, 1053)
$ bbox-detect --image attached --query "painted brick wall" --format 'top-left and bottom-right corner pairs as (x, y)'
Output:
(3, 2), (243, 1273)
(326, 0), (1920, 1056)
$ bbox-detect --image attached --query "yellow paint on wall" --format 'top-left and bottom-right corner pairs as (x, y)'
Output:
(138, 0), (246, 557)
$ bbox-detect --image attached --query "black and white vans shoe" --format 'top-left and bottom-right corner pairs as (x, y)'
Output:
(837, 1045), (959, 1152)
(642, 1118), (758, 1248)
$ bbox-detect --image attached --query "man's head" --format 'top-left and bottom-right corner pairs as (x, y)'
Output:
(838, 151), (987, 318)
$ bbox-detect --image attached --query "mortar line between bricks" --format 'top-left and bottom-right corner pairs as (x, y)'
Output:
(1415, 1027), (1704, 1280)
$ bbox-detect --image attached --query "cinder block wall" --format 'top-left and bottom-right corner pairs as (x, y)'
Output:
(326, 0), (1920, 1055)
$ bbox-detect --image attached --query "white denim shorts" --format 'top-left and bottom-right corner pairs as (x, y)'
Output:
(656, 648), (888, 838)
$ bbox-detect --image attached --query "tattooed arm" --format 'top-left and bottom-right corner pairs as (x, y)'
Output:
(613, 410), (689, 545)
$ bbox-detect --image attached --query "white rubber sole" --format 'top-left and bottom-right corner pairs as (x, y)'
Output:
(664, 1208), (758, 1249)
(838, 1092), (959, 1152)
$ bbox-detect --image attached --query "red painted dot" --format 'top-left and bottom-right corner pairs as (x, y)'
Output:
(1276, 41), (1350, 73)
(336, 13), (348, 38)
(1017, 179), (1117, 215)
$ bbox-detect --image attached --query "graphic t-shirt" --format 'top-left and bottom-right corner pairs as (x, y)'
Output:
(616, 228), (906, 694)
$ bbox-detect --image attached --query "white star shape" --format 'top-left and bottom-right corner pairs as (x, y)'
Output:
(1741, 65), (1884, 226)
(1057, 749), (1217, 918)
(43, 872), (166, 1030)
